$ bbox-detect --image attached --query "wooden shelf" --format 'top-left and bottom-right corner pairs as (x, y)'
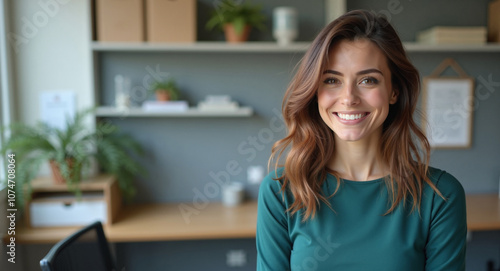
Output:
(96, 106), (254, 118)
(26, 175), (121, 226)
(91, 41), (311, 53)
(403, 42), (500, 52)
(91, 41), (500, 53)
(29, 174), (116, 192)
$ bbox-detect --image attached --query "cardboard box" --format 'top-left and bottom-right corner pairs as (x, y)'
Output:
(146, 0), (196, 42)
(488, 0), (500, 42)
(417, 26), (487, 44)
(96, 0), (145, 42)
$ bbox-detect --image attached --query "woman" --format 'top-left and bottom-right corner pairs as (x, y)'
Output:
(256, 10), (466, 271)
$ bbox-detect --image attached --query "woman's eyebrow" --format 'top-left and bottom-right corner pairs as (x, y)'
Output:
(322, 69), (383, 76)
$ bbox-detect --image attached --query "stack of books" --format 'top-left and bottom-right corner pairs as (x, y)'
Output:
(417, 26), (487, 44)
(142, 100), (189, 112)
(197, 95), (240, 111)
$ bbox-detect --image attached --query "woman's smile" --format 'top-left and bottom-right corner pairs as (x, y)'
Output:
(335, 112), (370, 123)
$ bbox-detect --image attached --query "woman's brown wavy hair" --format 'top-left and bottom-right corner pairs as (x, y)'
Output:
(269, 10), (442, 221)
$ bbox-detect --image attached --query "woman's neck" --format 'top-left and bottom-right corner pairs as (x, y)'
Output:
(328, 132), (388, 181)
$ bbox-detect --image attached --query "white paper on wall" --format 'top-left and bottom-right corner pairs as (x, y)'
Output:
(40, 91), (76, 130)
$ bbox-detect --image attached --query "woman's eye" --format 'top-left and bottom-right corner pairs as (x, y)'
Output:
(323, 78), (339, 84)
(360, 77), (379, 85)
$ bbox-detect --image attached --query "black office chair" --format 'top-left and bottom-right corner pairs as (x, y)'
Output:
(40, 221), (117, 271)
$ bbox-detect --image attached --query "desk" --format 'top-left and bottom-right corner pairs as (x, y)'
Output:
(466, 194), (500, 231)
(4, 194), (499, 244)
(7, 201), (257, 244)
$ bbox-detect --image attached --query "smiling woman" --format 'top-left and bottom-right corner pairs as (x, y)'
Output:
(256, 10), (467, 271)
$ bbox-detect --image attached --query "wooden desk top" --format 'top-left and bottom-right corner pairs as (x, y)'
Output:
(466, 193), (500, 231)
(5, 194), (500, 244)
(8, 201), (258, 244)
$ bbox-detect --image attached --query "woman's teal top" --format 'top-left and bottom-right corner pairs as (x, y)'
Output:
(256, 167), (467, 271)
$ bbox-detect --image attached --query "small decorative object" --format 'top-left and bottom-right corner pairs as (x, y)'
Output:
(273, 7), (298, 45)
(1, 107), (146, 208)
(115, 75), (131, 109)
(422, 58), (474, 149)
(150, 79), (180, 102)
(206, 0), (266, 43)
(222, 182), (245, 206)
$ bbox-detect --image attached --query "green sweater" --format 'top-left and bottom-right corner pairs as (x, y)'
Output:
(256, 167), (467, 271)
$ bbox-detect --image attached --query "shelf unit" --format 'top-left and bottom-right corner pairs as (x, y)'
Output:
(91, 41), (500, 53)
(95, 106), (254, 117)
(91, 41), (311, 53)
(92, 41), (500, 119)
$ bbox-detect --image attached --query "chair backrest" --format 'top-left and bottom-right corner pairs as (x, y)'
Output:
(40, 221), (117, 271)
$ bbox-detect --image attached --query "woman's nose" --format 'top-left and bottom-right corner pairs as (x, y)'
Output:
(340, 83), (360, 106)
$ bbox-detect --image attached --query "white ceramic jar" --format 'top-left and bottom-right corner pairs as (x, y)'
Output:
(273, 7), (298, 45)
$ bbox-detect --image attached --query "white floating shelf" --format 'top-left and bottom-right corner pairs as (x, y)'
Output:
(403, 42), (500, 52)
(91, 41), (311, 53)
(96, 106), (254, 118)
(91, 41), (500, 53)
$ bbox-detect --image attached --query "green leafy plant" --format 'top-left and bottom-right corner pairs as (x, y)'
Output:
(1, 107), (146, 208)
(206, 0), (266, 36)
(150, 79), (180, 101)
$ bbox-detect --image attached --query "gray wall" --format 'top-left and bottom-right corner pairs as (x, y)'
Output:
(98, 52), (297, 202)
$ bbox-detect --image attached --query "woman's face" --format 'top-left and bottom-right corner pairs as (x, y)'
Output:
(317, 38), (397, 143)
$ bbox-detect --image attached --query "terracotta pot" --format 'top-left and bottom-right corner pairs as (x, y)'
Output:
(156, 90), (170, 101)
(49, 159), (75, 184)
(224, 24), (251, 43)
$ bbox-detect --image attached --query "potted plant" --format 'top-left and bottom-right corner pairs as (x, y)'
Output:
(150, 79), (180, 102)
(206, 0), (266, 43)
(1, 107), (145, 207)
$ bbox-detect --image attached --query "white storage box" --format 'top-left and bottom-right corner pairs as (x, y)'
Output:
(25, 175), (121, 228)
(29, 193), (107, 227)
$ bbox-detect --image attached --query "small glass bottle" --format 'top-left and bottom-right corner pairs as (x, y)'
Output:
(115, 75), (131, 109)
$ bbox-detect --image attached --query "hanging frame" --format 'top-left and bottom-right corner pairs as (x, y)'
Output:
(422, 58), (474, 149)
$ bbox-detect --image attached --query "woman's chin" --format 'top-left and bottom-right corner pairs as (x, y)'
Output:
(334, 133), (364, 142)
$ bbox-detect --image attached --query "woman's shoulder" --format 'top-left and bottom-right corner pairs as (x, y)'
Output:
(258, 168), (291, 210)
(260, 168), (285, 194)
(427, 166), (465, 198)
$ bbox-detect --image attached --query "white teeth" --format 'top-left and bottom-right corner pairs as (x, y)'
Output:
(337, 113), (366, 120)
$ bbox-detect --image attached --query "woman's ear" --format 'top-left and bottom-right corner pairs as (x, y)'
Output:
(389, 89), (398, 104)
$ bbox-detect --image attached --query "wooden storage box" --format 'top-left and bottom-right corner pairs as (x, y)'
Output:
(488, 0), (500, 42)
(146, 0), (196, 42)
(95, 0), (145, 42)
(25, 175), (121, 228)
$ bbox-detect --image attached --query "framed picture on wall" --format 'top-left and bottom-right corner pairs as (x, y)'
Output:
(422, 58), (475, 149)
